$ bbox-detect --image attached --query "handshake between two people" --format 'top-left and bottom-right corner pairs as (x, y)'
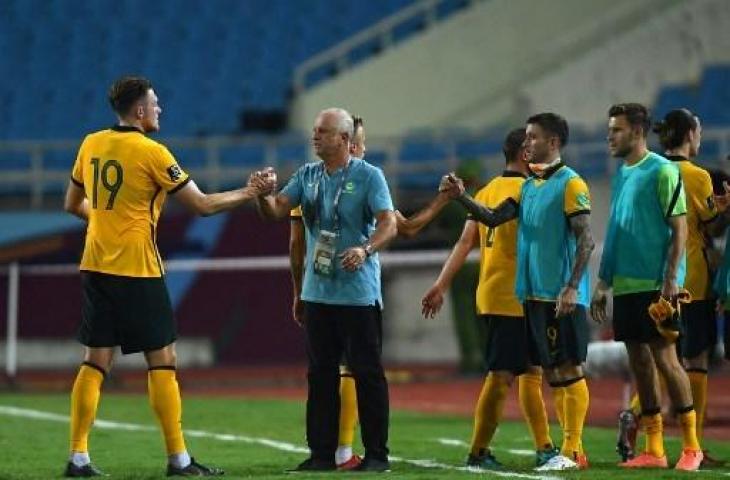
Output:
(247, 167), (278, 196)
(246, 167), (466, 199)
(438, 172), (466, 199)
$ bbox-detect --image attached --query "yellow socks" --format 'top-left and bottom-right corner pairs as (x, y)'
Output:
(677, 408), (701, 451)
(642, 412), (665, 458)
(470, 373), (509, 455)
(338, 372), (358, 447)
(561, 378), (589, 456)
(687, 369), (707, 443)
(518, 373), (553, 449)
(551, 386), (566, 430)
(629, 393), (642, 417)
(69, 363), (105, 453)
(148, 367), (186, 455)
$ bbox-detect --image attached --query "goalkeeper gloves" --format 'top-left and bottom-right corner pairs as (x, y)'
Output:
(647, 290), (691, 342)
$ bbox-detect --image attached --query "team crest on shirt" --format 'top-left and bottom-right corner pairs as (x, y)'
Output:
(167, 164), (182, 182)
(344, 181), (355, 193)
(576, 192), (590, 209)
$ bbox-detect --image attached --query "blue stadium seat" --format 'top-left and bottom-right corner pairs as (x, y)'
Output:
(348, 38), (383, 67)
(437, 0), (470, 19)
(171, 147), (208, 170)
(698, 138), (721, 161)
(391, 12), (427, 43)
(397, 138), (449, 189)
(220, 143), (267, 168)
(275, 142), (308, 167)
(43, 150), (77, 171)
(572, 149), (609, 178)
(399, 139), (450, 163)
(698, 66), (730, 126)
(455, 139), (501, 159)
(363, 150), (388, 168)
(653, 85), (698, 120)
(0, 151), (32, 170)
(2, 0), (425, 139)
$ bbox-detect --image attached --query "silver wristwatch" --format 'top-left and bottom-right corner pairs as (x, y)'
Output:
(363, 242), (375, 257)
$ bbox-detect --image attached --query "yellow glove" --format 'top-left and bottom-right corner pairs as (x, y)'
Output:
(647, 290), (691, 342)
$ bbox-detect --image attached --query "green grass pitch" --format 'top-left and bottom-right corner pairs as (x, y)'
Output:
(0, 393), (728, 479)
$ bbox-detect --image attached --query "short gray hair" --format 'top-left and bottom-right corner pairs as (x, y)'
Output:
(320, 107), (354, 140)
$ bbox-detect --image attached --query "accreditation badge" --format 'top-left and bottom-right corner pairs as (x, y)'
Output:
(313, 230), (337, 277)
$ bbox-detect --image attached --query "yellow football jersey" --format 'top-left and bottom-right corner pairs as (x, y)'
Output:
(563, 177), (592, 216)
(71, 126), (190, 277)
(675, 158), (717, 299)
(473, 171), (525, 317)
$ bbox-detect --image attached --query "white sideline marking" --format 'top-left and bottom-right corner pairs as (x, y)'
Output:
(503, 449), (534, 456)
(437, 437), (470, 447)
(0, 405), (560, 479)
(437, 437), (534, 456)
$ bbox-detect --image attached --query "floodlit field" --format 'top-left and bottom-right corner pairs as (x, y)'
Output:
(1, 393), (728, 479)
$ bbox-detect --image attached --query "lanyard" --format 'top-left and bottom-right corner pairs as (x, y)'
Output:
(313, 159), (350, 234)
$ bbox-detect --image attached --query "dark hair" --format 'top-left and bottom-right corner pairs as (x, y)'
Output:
(352, 115), (364, 135)
(108, 76), (153, 116)
(526, 112), (569, 147)
(708, 168), (730, 196)
(608, 103), (651, 137)
(503, 128), (526, 164)
(652, 108), (698, 150)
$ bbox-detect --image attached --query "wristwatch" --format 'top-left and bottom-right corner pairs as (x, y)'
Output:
(363, 242), (375, 257)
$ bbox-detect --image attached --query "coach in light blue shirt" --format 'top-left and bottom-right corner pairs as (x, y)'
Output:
(251, 107), (397, 473)
(281, 154), (393, 306)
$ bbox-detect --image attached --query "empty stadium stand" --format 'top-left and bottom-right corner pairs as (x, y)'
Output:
(0, 0), (415, 140)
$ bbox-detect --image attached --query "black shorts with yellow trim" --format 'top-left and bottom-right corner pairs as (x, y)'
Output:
(480, 314), (532, 375)
(78, 271), (176, 354)
(679, 299), (717, 358)
(524, 301), (588, 369)
(613, 290), (677, 343)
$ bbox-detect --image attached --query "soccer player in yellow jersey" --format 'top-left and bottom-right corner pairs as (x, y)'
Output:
(655, 110), (723, 465)
(421, 129), (559, 470)
(63, 76), (264, 477)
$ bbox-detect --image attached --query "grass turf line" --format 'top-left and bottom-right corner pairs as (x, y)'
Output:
(0, 393), (728, 479)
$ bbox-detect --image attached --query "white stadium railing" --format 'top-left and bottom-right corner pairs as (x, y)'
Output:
(2, 126), (730, 210)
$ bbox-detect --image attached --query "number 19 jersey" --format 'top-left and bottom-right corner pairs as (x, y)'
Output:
(71, 126), (190, 277)
(472, 171), (525, 316)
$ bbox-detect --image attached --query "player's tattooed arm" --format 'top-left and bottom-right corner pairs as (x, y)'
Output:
(556, 213), (594, 317)
(567, 213), (595, 289)
(455, 195), (519, 227)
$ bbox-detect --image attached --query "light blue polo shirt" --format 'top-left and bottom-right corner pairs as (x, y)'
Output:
(281, 157), (394, 307)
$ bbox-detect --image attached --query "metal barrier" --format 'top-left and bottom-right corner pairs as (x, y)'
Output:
(1, 127), (729, 209)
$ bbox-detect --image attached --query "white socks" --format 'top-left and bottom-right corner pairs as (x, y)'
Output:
(168, 451), (192, 469)
(335, 445), (353, 465)
(70, 452), (90, 467)
(72, 449), (192, 469)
